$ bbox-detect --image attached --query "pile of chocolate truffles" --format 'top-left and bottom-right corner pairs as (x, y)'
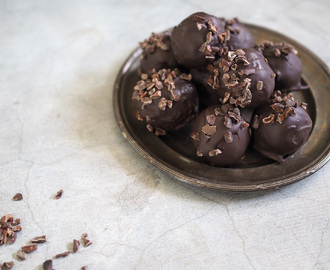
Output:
(132, 12), (313, 166)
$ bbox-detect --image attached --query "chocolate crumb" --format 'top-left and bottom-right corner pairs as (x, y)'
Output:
(55, 189), (63, 199)
(81, 266), (88, 270)
(223, 116), (232, 129)
(16, 250), (27, 261)
(82, 238), (92, 247)
(2, 261), (14, 270)
(196, 150), (203, 157)
(146, 124), (153, 132)
(155, 128), (166, 136)
(300, 102), (308, 110)
(21, 243), (37, 253)
(31, 235), (47, 244)
(81, 233), (88, 239)
(73, 239), (80, 253)
(43, 260), (54, 270)
(13, 193), (23, 201)
(55, 251), (71, 259)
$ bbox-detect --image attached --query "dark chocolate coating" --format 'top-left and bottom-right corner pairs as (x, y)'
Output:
(190, 67), (222, 108)
(191, 105), (250, 166)
(171, 12), (226, 69)
(253, 105), (312, 162)
(217, 48), (275, 108)
(140, 32), (178, 73)
(226, 18), (254, 50)
(260, 43), (302, 91)
(138, 76), (199, 131)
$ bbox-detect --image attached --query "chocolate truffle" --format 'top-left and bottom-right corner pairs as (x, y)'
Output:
(252, 91), (312, 163)
(132, 69), (199, 135)
(191, 104), (250, 166)
(208, 48), (275, 108)
(256, 41), (304, 91)
(225, 18), (254, 50)
(190, 66), (222, 108)
(171, 12), (227, 69)
(139, 32), (178, 73)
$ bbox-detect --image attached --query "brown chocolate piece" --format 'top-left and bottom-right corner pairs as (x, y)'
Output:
(253, 92), (312, 162)
(31, 235), (47, 243)
(13, 193), (23, 201)
(55, 189), (63, 199)
(2, 261), (14, 270)
(73, 239), (80, 253)
(21, 243), (37, 253)
(191, 104), (250, 166)
(55, 251), (71, 258)
(133, 69), (199, 133)
(43, 260), (54, 270)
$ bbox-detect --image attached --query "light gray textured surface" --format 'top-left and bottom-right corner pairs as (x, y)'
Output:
(0, 0), (329, 269)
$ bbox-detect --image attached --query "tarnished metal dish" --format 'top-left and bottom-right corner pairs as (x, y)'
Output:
(113, 23), (330, 191)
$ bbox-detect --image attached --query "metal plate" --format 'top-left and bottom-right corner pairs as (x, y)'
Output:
(113, 23), (330, 191)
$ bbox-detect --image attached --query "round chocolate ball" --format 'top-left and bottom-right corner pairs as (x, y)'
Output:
(252, 91), (312, 163)
(139, 32), (178, 74)
(132, 69), (199, 135)
(171, 12), (226, 69)
(225, 18), (254, 50)
(191, 104), (250, 166)
(208, 48), (275, 108)
(256, 41), (303, 91)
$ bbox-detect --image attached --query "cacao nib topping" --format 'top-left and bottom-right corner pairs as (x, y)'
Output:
(206, 114), (216, 125)
(209, 149), (222, 156)
(224, 131), (233, 143)
(208, 49), (254, 108)
(258, 91), (303, 125)
(191, 132), (200, 141)
(2, 261), (14, 270)
(132, 68), (191, 111)
(196, 150), (203, 157)
(139, 32), (171, 57)
(257, 81), (263, 91)
(300, 102), (308, 110)
(223, 116), (232, 128)
(73, 239), (80, 253)
(256, 40), (298, 56)
(146, 124), (153, 132)
(155, 128), (166, 136)
(82, 233), (92, 247)
(201, 124), (217, 136)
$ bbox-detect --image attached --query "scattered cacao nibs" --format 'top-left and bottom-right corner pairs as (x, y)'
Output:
(73, 239), (80, 253)
(55, 189), (63, 199)
(271, 73), (276, 78)
(139, 32), (171, 57)
(31, 235), (47, 243)
(0, 214), (21, 246)
(43, 260), (54, 270)
(137, 113), (143, 121)
(82, 238), (92, 247)
(21, 243), (37, 253)
(241, 122), (250, 128)
(209, 149), (222, 157)
(191, 132), (200, 141)
(201, 124), (217, 136)
(224, 131), (233, 143)
(55, 251), (71, 259)
(13, 193), (23, 201)
(16, 250), (27, 261)
(81, 266), (88, 270)
(2, 261), (14, 270)
(256, 81), (263, 91)
(180, 73), (192, 81)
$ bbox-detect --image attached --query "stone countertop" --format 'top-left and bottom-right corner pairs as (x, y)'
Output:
(0, 0), (329, 269)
